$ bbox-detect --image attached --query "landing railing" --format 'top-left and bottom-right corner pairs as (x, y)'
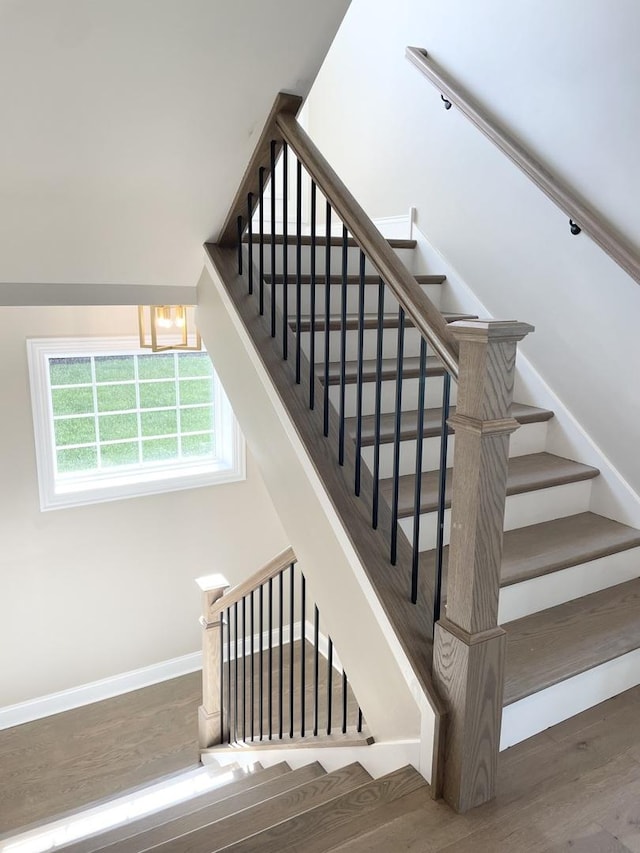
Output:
(206, 93), (533, 811)
(406, 46), (640, 287)
(197, 548), (364, 750)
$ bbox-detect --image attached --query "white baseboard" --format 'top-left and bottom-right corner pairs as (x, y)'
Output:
(0, 623), (340, 732)
(0, 651), (202, 731)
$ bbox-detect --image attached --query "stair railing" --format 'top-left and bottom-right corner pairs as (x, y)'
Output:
(406, 46), (640, 287)
(197, 547), (364, 750)
(206, 94), (533, 811)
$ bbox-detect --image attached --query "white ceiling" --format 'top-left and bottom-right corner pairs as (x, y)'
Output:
(0, 0), (349, 299)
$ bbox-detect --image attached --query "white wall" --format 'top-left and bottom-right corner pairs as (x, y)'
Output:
(0, 306), (288, 707)
(0, 0), (350, 291)
(306, 0), (640, 496)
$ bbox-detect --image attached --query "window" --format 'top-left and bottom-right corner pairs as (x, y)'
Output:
(27, 337), (245, 510)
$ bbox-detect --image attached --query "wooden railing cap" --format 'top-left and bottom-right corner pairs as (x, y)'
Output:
(448, 319), (534, 343)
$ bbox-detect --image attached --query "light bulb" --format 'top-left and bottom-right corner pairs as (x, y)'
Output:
(155, 306), (172, 329)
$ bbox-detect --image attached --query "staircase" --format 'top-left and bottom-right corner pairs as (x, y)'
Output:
(40, 760), (429, 852)
(197, 95), (640, 812)
(253, 231), (640, 728)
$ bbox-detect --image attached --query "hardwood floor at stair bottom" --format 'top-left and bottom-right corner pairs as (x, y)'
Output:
(0, 672), (202, 835)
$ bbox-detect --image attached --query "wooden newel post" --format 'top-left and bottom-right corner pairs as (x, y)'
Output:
(195, 573), (230, 749)
(433, 319), (533, 813)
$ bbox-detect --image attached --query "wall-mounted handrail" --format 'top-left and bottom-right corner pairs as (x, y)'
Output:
(406, 46), (640, 287)
(275, 113), (459, 377)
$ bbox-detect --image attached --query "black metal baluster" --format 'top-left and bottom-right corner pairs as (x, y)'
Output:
(357, 707), (363, 733)
(282, 143), (289, 360)
(295, 158), (302, 384)
(226, 607), (231, 743)
(355, 250), (366, 495)
(270, 141), (277, 338)
(342, 669), (348, 734)
(259, 584), (264, 740)
(327, 638), (333, 736)
(411, 337), (428, 604)
(237, 216), (243, 276)
(390, 307), (406, 564)
(289, 563), (295, 738)
(338, 225), (348, 466)
(323, 203), (332, 437)
(242, 596), (246, 741)
(220, 615), (225, 743)
(259, 167), (265, 316)
(372, 279), (385, 529)
(250, 589), (255, 741)
(313, 605), (319, 736)
(234, 601), (238, 741)
(433, 372), (451, 630)
(247, 194), (253, 295)
(309, 181), (317, 409)
(268, 577), (273, 739)
(278, 570), (284, 739)
(300, 573), (306, 737)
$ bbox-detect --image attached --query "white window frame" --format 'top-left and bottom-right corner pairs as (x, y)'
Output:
(27, 337), (245, 511)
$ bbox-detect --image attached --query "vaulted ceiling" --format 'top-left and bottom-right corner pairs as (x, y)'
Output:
(0, 0), (349, 301)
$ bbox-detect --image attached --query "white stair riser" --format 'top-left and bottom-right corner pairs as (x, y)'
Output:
(400, 480), (593, 552)
(300, 326), (431, 363)
(328, 375), (457, 418)
(500, 647), (640, 750)
(360, 420), (548, 479)
(498, 546), (640, 623)
(251, 245), (416, 277)
(279, 283), (443, 316)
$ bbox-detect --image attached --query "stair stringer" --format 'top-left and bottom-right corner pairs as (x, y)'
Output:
(197, 255), (444, 788)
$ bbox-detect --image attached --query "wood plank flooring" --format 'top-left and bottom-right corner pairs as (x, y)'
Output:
(0, 673), (202, 835)
(2, 679), (640, 850)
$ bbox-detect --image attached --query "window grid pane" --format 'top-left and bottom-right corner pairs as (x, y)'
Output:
(48, 353), (217, 477)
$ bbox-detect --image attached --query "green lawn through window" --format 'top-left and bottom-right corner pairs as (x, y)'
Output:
(48, 352), (216, 475)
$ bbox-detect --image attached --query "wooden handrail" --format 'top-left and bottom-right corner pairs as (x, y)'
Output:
(275, 112), (459, 378)
(406, 47), (640, 287)
(209, 546), (296, 617)
(217, 93), (303, 247)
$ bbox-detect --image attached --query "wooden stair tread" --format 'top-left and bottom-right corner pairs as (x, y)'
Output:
(318, 788), (439, 852)
(146, 763), (371, 853)
(218, 765), (427, 853)
(95, 763), (326, 853)
(61, 764), (286, 853)
(383, 452), (599, 518)
(242, 234), (416, 249)
(292, 312), (476, 331)
(349, 401), (553, 445)
(319, 355), (445, 385)
(420, 512), (640, 596)
(264, 273), (446, 285)
(504, 577), (640, 705)
(500, 512), (640, 587)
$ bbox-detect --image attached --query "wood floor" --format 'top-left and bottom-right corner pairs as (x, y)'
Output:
(2, 678), (640, 851)
(0, 673), (202, 836)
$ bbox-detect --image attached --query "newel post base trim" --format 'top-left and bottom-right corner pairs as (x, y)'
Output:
(433, 617), (506, 813)
(198, 705), (224, 750)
